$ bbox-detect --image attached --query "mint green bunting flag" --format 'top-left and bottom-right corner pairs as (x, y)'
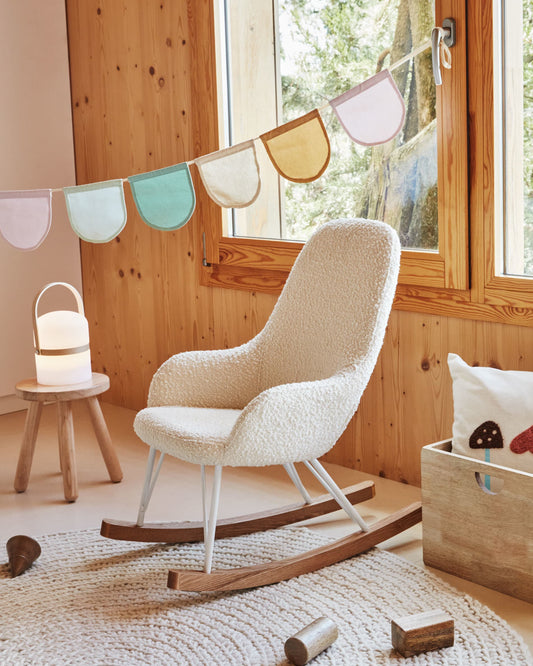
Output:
(64, 180), (127, 243)
(128, 163), (196, 231)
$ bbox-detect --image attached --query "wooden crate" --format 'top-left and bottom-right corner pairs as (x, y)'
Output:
(421, 440), (533, 604)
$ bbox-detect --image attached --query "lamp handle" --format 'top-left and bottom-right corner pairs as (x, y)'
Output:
(33, 282), (85, 354)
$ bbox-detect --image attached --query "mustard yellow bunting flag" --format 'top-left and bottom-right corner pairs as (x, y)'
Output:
(260, 109), (331, 183)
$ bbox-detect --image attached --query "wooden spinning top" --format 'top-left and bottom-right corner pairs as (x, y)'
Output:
(6, 535), (41, 577)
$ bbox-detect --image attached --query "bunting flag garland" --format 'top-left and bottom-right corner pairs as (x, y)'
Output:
(64, 180), (127, 243)
(0, 189), (52, 251)
(329, 70), (406, 146)
(195, 140), (261, 208)
(0, 39), (434, 250)
(260, 109), (331, 183)
(129, 163), (196, 230)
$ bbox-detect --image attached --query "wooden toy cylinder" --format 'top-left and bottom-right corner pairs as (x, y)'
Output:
(284, 617), (338, 665)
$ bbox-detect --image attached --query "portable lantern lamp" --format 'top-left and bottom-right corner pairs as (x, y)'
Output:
(33, 282), (92, 386)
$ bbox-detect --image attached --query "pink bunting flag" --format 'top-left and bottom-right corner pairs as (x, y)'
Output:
(329, 70), (406, 146)
(0, 189), (52, 251)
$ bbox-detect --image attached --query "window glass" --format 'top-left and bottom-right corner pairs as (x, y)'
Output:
(221, 0), (438, 249)
(497, 0), (533, 276)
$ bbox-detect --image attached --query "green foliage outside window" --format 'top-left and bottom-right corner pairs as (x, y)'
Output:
(279, 0), (438, 249)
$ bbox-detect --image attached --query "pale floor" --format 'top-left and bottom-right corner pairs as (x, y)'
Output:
(0, 401), (531, 656)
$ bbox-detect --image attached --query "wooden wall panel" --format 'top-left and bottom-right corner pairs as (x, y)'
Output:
(66, 0), (533, 487)
(324, 311), (533, 485)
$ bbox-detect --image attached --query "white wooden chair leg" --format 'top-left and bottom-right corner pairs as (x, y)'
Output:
(204, 465), (222, 574)
(201, 465), (208, 544)
(283, 463), (312, 503)
(136, 446), (165, 526)
(304, 459), (369, 532)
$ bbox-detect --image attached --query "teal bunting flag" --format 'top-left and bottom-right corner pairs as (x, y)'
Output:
(128, 163), (196, 231)
(64, 180), (127, 243)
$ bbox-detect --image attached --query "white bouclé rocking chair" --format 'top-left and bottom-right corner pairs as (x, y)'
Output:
(102, 219), (422, 591)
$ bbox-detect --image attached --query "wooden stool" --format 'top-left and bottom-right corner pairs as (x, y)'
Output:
(14, 373), (123, 502)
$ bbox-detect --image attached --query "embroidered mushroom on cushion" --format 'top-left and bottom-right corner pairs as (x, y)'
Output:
(469, 420), (504, 491)
(510, 426), (533, 455)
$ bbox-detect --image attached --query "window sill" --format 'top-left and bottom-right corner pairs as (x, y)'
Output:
(201, 238), (533, 327)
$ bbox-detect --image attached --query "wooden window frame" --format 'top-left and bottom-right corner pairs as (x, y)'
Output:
(201, 0), (533, 328)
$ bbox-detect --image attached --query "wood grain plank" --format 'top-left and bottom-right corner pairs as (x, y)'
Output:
(422, 441), (533, 603)
(168, 502), (422, 591)
(101, 481), (375, 542)
(436, 0), (469, 290)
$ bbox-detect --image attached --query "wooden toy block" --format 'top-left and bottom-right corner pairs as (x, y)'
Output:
(391, 609), (454, 658)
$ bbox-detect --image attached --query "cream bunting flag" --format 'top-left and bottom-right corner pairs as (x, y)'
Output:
(195, 140), (261, 208)
(0, 189), (52, 251)
(64, 180), (127, 243)
(260, 109), (331, 183)
(129, 163), (196, 230)
(329, 70), (406, 146)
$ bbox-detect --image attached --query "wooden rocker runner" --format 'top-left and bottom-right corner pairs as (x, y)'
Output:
(101, 220), (422, 591)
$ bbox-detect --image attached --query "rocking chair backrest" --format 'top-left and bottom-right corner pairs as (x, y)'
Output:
(255, 218), (400, 391)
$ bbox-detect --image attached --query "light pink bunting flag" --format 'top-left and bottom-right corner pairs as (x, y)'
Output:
(329, 70), (406, 146)
(0, 189), (52, 251)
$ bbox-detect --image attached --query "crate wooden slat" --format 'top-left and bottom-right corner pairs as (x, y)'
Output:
(421, 440), (533, 604)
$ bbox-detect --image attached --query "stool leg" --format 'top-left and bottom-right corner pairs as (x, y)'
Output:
(57, 401), (78, 502)
(14, 402), (43, 493)
(85, 396), (123, 483)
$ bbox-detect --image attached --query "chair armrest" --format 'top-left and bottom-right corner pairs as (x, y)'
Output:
(148, 341), (262, 409)
(223, 371), (362, 466)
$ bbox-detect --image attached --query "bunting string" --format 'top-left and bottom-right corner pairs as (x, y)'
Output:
(1, 38), (440, 249)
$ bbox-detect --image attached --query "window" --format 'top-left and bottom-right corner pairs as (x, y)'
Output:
(205, 0), (468, 295)
(224, 0), (440, 250)
(204, 1), (533, 328)
(495, 0), (533, 278)
(472, 0), (533, 317)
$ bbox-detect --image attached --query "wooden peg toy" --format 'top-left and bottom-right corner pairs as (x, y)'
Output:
(6, 535), (41, 577)
(391, 609), (454, 658)
(284, 616), (338, 665)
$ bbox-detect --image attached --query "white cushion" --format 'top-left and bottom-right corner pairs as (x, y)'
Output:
(134, 406), (242, 466)
(448, 353), (533, 474)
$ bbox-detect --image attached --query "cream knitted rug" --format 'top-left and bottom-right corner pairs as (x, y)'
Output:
(0, 526), (531, 666)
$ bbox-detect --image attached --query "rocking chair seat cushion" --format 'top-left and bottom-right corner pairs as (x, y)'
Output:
(134, 406), (242, 465)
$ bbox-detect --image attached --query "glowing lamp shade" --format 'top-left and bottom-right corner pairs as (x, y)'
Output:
(33, 282), (91, 386)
